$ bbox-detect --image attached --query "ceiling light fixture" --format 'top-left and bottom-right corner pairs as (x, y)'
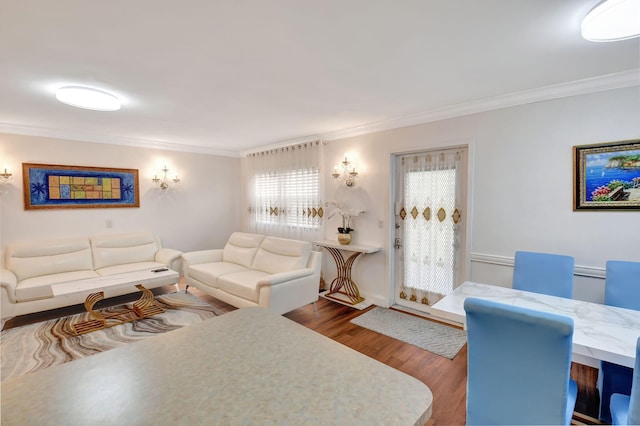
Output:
(581, 0), (640, 42)
(55, 86), (121, 111)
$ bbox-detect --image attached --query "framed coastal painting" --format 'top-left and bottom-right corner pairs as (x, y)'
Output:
(573, 139), (640, 210)
(23, 163), (140, 210)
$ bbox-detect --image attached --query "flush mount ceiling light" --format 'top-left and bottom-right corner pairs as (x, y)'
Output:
(581, 0), (640, 42)
(55, 86), (121, 111)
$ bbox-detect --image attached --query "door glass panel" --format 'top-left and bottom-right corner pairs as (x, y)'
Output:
(394, 148), (467, 312)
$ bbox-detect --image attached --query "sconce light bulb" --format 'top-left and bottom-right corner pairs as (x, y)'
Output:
(332, 155), (358, 188)
(152, 164), (180, 190)
(0, 167), (12, 179)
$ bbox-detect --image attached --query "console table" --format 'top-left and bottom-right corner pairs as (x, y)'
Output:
(314, 240), (381, 305)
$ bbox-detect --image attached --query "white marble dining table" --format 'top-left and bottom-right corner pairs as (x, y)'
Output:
(431, 281), (640, 368)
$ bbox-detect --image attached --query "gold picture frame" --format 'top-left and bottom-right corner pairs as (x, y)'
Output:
(23, 163), (140, 210)
(573, 139), (640, 210)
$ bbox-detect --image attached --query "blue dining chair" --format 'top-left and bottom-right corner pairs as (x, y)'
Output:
(599, 260), (640, 423)
(610, 336), (640, 425)
(512, 251), (575, 298)
(464, 297), (577, 425)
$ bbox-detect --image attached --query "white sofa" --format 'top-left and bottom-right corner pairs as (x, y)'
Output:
(182, 232), (321, 314)
(1, 232), (182, 319)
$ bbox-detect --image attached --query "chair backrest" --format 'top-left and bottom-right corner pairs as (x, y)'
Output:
(513, 251), (575, 298)
(464, 297), (575, 425)
(614, 336), (640, 425)
(604, 260), (640, 311)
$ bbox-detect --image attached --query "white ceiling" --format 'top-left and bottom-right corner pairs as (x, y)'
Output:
(0, 0), (638, 156)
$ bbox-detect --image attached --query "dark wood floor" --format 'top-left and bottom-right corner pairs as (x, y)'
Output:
(2, 283), (603, 425)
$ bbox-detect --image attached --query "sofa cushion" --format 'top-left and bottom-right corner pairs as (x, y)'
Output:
(217, 270), (270, 302)
(188, 262), (248, 287)
(251, 237), (311, 274)
(96, 261), (168, 277)
(5, 238), (94, 282)
(16, 270), (100, 302)
(91, 232), (159, 270)
(222, 232), (265, 268)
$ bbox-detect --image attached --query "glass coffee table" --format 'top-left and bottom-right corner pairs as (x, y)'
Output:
(51, 268), (179, 335)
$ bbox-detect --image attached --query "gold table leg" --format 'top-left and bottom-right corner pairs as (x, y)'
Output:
(72, 284), (165, 335)
(323, 247), (365, 305)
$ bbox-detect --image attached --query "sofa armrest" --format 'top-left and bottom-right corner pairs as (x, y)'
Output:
(182, 249), (224, 267)
(257, 268), (314, 287)
(155, 248), (183, 266)
(155, 248), (183, 274)
(1, 269), (18, 304)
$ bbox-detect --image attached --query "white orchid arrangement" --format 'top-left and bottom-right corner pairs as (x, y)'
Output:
(325, 201), (366, 234)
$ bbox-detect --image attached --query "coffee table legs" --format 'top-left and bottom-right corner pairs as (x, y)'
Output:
(72, 284), (165, 335)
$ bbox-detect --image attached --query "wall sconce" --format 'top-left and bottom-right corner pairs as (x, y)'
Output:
(0, 168), (12, 185)
(152, 165), (180, 190)
(332, 156), (358, 187)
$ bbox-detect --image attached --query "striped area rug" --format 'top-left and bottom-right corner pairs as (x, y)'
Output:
(1, 291), (222, 382)
(350, 307), (467, 359)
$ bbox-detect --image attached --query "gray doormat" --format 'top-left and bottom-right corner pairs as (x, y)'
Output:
(350, 307), (467, 359)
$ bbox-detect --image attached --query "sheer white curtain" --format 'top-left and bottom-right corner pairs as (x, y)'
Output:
(396, 148), (466, 306)
(244, 141), (324, 241)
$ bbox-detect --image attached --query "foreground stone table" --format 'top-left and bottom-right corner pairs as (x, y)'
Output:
(2, 307), (432, 425)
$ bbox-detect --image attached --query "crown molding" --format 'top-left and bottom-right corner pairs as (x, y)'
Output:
(318, 69), (640, 142)
(2, 70), (638, 155)
(0, 122), (241, 157)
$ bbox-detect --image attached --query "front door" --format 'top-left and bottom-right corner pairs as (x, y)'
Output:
(393, 147), (468, 313)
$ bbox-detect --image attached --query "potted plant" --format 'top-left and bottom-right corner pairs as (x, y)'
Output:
(326, 201), (365, 245)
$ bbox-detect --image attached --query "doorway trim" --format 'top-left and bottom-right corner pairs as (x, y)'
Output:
(386, 138), (475, 309)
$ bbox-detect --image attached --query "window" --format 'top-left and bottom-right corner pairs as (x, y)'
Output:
(403, 168), (457, 296)
(245, 141), (324, 240)
(254, 168), (320, 229)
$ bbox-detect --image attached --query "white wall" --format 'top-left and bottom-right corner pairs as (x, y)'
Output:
(2, 86), (638, 306)
(322, 86), (640, 306)
(0, 134), (242, 254)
